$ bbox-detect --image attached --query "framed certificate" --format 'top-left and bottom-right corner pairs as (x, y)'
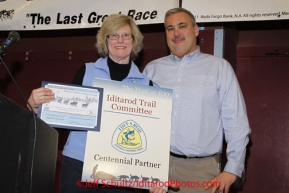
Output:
(38, 81), (103, 131)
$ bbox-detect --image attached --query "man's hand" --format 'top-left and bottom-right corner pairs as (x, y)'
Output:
(204, 172), (237, 193)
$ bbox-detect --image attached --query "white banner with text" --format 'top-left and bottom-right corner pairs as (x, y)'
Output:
(0, 0), (178, 31)
(183, 0), (289, 22)
(1, 0), (288, 31)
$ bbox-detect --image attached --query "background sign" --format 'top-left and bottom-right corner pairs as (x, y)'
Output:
(183, 0), (289, 22)
(0, 0), (178, 30)
(1, 0), (288, 31)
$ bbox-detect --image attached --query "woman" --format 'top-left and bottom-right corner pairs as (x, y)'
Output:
(28, 13), (153, 193)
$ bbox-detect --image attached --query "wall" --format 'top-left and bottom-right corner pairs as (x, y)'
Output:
(235, 29), (289, 193)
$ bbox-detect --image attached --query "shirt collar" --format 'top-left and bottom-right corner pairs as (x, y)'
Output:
(170, 45), (201, 62)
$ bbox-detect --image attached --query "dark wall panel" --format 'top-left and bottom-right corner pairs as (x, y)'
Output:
(236, 55), (289, 193)
(0, 56), (94, 107)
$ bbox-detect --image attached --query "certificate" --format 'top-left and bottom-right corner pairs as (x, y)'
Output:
(82, 78), (173, 190)
(38, 81), (103, 131)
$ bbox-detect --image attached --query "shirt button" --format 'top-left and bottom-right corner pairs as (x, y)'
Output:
(178, 78), (181, 81)
(175, 95), (178, 98)
(174, 112), (177, 115)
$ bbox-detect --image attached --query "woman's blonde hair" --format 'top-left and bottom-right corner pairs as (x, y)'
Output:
(96, 13), (143, 61)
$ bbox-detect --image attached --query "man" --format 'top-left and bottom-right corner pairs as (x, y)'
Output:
(144, 8), (251, 193)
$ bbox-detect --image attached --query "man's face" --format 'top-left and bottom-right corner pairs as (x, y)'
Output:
(165, 12), (199, 59)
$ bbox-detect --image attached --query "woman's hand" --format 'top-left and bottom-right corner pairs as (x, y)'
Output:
(149, 179), (180, 193)
(27, 87), (54, 113)
(149, 187), (166, 193)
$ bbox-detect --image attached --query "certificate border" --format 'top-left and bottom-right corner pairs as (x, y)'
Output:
(38, 81), (104, 131)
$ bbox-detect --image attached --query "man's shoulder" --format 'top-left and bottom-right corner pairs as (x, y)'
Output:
(200, 52), (231, 66)
(200, 52), (225, 60)
(147, 55), (171, 65)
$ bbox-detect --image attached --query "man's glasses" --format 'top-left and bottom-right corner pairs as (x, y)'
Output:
(107, 33), (133, 40)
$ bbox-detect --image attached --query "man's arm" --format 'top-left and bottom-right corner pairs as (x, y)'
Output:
(207, 61), (251, 193)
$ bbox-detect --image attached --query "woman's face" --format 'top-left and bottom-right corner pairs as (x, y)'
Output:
(107, 24), (133, 64)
